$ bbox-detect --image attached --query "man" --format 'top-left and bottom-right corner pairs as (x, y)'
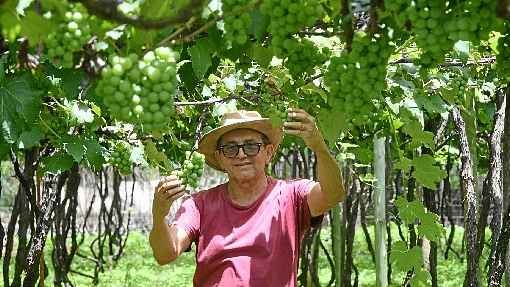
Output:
(150, 108), (345, 286)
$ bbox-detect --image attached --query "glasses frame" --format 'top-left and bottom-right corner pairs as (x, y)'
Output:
(218, 142), (265, 158)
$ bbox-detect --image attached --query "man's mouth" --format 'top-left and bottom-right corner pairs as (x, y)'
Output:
(235, 162), (251, 166)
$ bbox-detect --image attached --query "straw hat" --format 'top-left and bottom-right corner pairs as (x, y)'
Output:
(197, 110), (283, 171)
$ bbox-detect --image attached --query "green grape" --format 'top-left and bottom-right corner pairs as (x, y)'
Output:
(46, 3), (92, 68)
(222, 0), (252, 45)
(325, 32), (394, 126)
(172, 151), (206, 189)
(109, 140), (132, 176)
(285, 38), (328, 79)
(96, 47), (178, 134)
(261, 0), (323, 57)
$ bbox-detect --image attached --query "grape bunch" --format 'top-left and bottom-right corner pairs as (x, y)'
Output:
(95, 47), (177, 133)
(222, 0), (252, 45)
(443, 75), (469, 105)
(496, 34), (510, 81)
(445, 0), (504, 43)
(385, 0), (452, 66)
(260, 0), (323, 57)
(46, 4), (92, 68)
(325, 32), (393, 125)
(171, 151), (205, 189)
(109, 141), (132, 176)
(285, 39), (329, 79)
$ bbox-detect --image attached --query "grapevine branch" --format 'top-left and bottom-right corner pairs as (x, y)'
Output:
(72, 0), (206, 29)
(390, 57), (496, 66)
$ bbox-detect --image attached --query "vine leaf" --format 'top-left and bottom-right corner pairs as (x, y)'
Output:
(19, 11), (54, 44)
(189, 38), (212, 79)
(63, 136), (86, 163)
(84, 138), (107, 170)
(17, 126), (43, 149)
(390, 241), (423, 271)
(417, 212), (444, 242)
(412, 155), (446, 189)
(402, 120), (435, 149)
(317, 106), (346, 146)
(144, 139), (172, 173)
(248, 8), (269, 41)
(250, 45), (272, 68)
(0, 1), (20, 42)
(0, 74), (42, 143)
(42, 152), (74, 174)
(410, 268), (431, 286)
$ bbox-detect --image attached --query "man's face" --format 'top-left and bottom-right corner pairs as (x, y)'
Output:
(215, 129), (274, 181)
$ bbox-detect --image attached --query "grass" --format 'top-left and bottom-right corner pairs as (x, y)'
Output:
(2, 224), (491, 286)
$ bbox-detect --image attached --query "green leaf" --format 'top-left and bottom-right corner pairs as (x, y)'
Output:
(402, 120), (435, 149)
(15, 0), (34, 15)
(42, 152), (74, 174)
(317, 105), (346, 146)
(0, 137), (9, 159)
(394, 157), (412, 173)
(17, 126), (43, 149)
(413, 92), (447, 114)
(0, 2), (21, 42)
(412, 155), (446, 189)
(189, 38), (212, 79)
(19, 11), (54, 44)
(417, 212), (444, 242)
(390, 241), (413, 271)
(64, 137), (86, 163)
(251, 45), (273, 68)
(410, 268), (431, 287)
(0, 74), (42, 143)
(144, 139), (172, 173)
(249, 8), (269, 41)
(85, 139), (107, 170)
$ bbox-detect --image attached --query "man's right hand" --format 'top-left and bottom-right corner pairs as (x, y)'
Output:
(152, 175), (186, 220)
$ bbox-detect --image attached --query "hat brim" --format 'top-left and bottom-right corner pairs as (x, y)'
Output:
(197, 119), (283, 171)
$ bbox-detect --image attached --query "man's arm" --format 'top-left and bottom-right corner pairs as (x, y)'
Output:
(149, 220), (191, 265)
(307, 140), (346, 217)
(149, 175), (191, 265)
(284, 108), (346, 217)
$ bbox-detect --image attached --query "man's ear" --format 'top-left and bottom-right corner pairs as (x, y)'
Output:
(265, 144), (276, 164)
(214, 151), (223, 169)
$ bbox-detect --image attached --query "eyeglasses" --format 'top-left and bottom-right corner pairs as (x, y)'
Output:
(218, 143), (264, 158)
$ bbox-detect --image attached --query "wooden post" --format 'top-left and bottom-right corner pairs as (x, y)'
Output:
(374, 135), (387, 287)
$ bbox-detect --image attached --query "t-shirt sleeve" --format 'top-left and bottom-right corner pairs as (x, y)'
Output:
(171, 195), (200, 244)
(292, 179), (324, 236)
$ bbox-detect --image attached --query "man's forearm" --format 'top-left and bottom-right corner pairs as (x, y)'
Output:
(314, 141), (346, 204)
(149, 217), (178, 265)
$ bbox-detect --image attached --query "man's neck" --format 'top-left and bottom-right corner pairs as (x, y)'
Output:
(227, 175), (269, 206)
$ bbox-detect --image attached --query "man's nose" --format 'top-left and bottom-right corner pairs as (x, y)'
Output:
(237, 147), (248, 158)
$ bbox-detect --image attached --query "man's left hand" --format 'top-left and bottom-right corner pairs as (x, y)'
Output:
(283, 108), (327, 152)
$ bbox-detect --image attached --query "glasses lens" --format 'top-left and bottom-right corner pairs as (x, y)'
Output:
(243, 143), (260, 156)
(223, 145), (238, 158)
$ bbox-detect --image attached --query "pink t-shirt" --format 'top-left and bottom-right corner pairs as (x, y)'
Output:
(172, 177), (322, 287)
